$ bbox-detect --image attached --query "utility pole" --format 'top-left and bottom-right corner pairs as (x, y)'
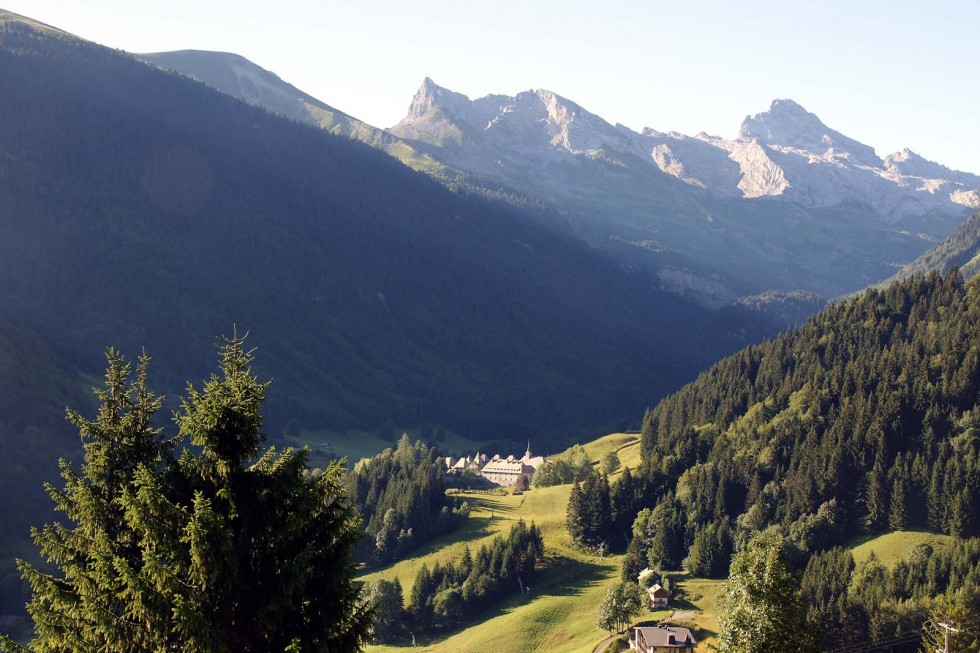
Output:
(937, 622), (959, 653)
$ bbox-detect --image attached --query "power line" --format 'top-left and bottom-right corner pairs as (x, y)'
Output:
(826, 630), (923, 653)
(825, 618), (980, 653)
(825, 628), (919, 652)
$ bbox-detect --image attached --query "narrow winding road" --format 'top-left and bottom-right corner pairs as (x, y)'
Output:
(590, 634), (621, 653)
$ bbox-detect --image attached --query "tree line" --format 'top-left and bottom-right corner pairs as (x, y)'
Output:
(566, 467), (644, 551)
(363, 520), (544, 643)
(801, 538), (980, 651)
(347, 434), (467, 566)
(532, 444), (594, 487)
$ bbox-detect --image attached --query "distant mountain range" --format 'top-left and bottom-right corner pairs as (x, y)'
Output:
(392, 82), (979, 222)
(137, 51), (979, 306)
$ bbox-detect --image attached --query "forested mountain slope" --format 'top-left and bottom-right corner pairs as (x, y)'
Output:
(0, 14), (776, 451)
(632, 271), (980, 577)
(883, 209), (980, 284)
(0, 318), (87, 615)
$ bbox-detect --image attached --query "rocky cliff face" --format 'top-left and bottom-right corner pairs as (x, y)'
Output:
(392, 82), (645, 165)
(392, 82), (979, 224)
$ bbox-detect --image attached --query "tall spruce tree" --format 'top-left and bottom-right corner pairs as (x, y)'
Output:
(610, 466), (639, 539)
(0, 351), (173, 652)
(3, 337), (372, 652)
(566, 481), (586, 545)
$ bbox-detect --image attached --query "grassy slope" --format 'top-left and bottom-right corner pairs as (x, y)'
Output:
(849, 531), (953, 566)
(361, 434), (667, 653)
(581, 433), (643, 475)
(363, 483), (629, 653)
(669, 578), (724, 646)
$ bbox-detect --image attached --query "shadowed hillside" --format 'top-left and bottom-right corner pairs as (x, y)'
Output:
(0, 14), (770, 448)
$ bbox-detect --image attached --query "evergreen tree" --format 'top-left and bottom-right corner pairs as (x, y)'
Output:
(716, 530), (820, 653)
(610, 466), (639, 540)
(587, 473), (614, 547)
(865, 454), (889, 534)
(566, 481), (586, 544)
(3, 351), (173, 652)
(410, 564), (434, 626)
(621, 508), (654, 582)
(687, 519), (732, 578)
(647, 494), (686, 571)
(888, 477), (909, 531)
(567, 472), (614, 548)
(4, 338), (372, 652)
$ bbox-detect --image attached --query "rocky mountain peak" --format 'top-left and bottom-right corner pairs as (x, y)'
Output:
(389, 79), (975, 223)
(888, 147), (917, 163)
(404, 77), (471, 122)
(739, 98), (881, 167)
(739, 99), (829, 145)
(767, 98), (810, 116)
(884, 147), (964, 182)
(738, 99), (820, 141)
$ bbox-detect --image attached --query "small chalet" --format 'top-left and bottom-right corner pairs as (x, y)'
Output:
(647, 583), (670, 609)
(633, 625), (697, 652)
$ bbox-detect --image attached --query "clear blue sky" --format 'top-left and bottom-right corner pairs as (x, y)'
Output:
(8, 0), (980, 173)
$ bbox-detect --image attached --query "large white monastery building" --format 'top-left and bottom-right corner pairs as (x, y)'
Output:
(444, 443), (545, 487)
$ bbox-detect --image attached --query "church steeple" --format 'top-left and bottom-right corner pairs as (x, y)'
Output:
(524, 440), (532, 460)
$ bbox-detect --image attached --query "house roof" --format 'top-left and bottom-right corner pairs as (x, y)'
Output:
(636, 626), (697, 648)
(522, 455), (546, 469)
(481, 460), (529, 474)
(647, 584), (669, 597)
